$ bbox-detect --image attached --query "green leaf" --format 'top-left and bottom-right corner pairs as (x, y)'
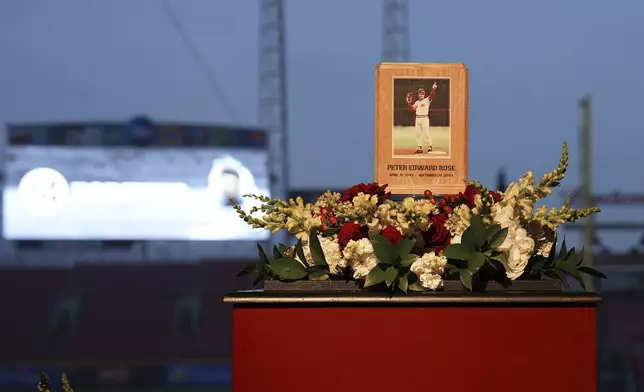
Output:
(559, 238), (568, 258)
(486, 224), (503, 241)
(401, 254), (418, 267)
(489, 253), (509, 272)
(236, 264), (257, 277)
(409, 281), (426, 291)
(278, 243), (288, 254)
(370, 235), (397, 264)
(467, 251), (486, 274)
(558, 263), (585, 290)
(384, 266), (398, 287)
(308, 270), (330, 280)
(528, 255), (549, 272)
(396, 238), (416, 257)
(446, 266), (461, 278)
(252, 275), (264, 287)
(460, 269), (474, 290)
(267, 258), (309, 280)
(442, 244), (472, 261)
(307, 265), (326, 272)
(484, 257), (499, 270)
(272, 245), (283, 260)
(565, 247), (577, 263)
(469, 215), (487, 249)
(364, 265), (387, 288)
(295, 239), (307, 265)
(406, 273), (426, 291)
(543, 269), (569, 288)
(461, 229), (475, 250)
(411, 235), (426, 254)
(576, 247), (585, 266)
(308, 229), (328, 267)
(547, 234), (558, 261)
(257, 244), (270, 266)
(488, 227), (509, 249)
(398, 274), (409, 293)
(578, 266), (607, 279)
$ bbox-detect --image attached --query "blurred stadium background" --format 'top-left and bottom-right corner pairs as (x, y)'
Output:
(0, 1), (643, 392)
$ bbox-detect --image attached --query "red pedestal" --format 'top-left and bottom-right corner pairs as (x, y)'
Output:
(225, 292), (599, 392)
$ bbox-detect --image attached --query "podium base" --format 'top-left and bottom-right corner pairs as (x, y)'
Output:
(225, 291), (600, 392)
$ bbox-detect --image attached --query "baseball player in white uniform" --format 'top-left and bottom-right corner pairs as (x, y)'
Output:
(406, 82), (438, 154)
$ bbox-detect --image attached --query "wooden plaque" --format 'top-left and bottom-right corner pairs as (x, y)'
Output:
(375, 63), (468, 195)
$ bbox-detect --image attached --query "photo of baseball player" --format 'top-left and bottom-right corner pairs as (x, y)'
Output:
(219, 168), (243, 206)
(392, 78), (450, 158)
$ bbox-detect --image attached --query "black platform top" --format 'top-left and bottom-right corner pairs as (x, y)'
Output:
(223, 290), (601, 306)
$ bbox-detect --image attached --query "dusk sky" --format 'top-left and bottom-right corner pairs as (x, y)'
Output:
(1, 0), (642, 249)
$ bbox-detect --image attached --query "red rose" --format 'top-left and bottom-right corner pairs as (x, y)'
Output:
(489, 191), (502, 203)
(380, 225), (403, 246)
(338, 222), (368, 249)
(340, 182), (391, 204)
(421, 214), (451, 253)
(460, 185), (481, 208)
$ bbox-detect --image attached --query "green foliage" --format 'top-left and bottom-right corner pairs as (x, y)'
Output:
(525, 235), (607, 290)
(236, 243), (271, 287)
(442, 215), (510, 290)
(308, 229), (329, 268)
(236, 217), (608, 293)
(236, 229), (337, 284)
(363, 236), (419, 293)
(267, 258), (309, 279)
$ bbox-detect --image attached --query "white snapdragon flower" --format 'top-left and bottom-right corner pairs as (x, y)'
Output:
(366, 218), (383, 235)
(538, 241), (554, 257)
(445, 204), (472, 237)
(471, 194), (485, 215)
(352, 193), (378, 211)
(342, 238), (379, 279)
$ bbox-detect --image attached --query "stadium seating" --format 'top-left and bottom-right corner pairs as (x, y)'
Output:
(0, 268), (74, 363)
(0, 262), (251, 366)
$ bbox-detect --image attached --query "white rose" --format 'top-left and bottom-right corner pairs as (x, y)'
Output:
(505, 244), (531, 280)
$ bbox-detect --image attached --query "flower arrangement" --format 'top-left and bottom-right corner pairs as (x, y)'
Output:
(233, 142), (606, 292)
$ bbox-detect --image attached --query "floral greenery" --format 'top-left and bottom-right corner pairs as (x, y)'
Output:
(234, 142), (606, 292)
(38, 372), (74, 392)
